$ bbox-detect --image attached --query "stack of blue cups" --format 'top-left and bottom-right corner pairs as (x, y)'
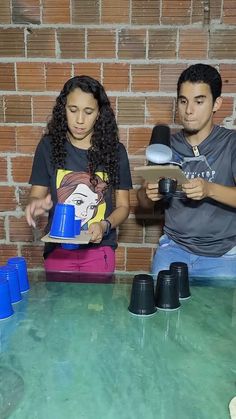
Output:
(7, 257), (30, 293)
(0, 257), (30, 320)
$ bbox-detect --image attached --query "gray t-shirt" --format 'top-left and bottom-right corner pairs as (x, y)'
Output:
(164, 125), (236, 256)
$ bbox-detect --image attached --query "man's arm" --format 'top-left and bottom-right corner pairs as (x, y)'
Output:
(182, 178), (236, 208)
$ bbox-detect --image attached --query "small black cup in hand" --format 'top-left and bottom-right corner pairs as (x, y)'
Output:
(155, 270), (180, 311)
(128, 274), (157, 316)
(158, 178), (177, 196)
(170, 262), (191, 300)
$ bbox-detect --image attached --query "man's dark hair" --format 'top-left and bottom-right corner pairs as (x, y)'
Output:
(177, 63), (222, 103)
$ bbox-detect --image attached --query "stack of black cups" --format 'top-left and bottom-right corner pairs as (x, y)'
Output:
(128, 262), (191, 316)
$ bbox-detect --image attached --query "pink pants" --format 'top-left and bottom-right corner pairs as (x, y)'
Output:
(44, 246), (115, 273)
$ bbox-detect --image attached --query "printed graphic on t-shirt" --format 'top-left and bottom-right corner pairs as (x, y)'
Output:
(56, 170), (107, 230)
(172, 151), (216, 182)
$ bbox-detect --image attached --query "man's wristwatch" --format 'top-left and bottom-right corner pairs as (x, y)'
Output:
(102, 219), (112, 236)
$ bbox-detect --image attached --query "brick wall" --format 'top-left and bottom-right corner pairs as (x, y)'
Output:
(0, 0), (236, 272)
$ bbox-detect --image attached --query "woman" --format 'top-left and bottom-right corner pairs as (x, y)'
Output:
(25, 75), (132, 273)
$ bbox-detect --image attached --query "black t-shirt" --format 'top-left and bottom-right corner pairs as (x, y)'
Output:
(29, 136), (132, 257)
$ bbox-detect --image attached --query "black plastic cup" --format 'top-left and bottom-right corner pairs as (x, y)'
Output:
(155, 270), (180, 311)
(158, 178), (177, 196)
(170, 262), (191, 300)
(128, 274), (157, 316)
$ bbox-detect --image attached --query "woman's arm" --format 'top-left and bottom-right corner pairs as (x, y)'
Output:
(89, 189), (130, 243)
(25, 185), (53, 227)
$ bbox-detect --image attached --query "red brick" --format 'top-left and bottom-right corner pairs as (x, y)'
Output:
(118, 29), (146, 59)
(118, 218), (143, 243)
(103, 63), (129, 91)
(191, 0), (205, 24)
(5, 95), (32, 123)
(118, 128), (128, 150)
(0, 97), (4, 122)
(0, 157), (7, 182)
(0, 186), (17, 211)
(0, 245), (19, 265)
(11, 156), (33, 183)
(101, 0), (130, 24)
(179, 29), (208, 60)
(131, 64), (160, 92)
(27, 29), (56, 58)
(32, 95), (56, 123)
(9, 216), (34, 242)
(126, 248), (152, 271)
(223, 0), (236, 23)
(149, 29), (177, 59)
(0, 29), (25, 57)
(16, 126), (43, 153)
(0, 64), (15, 90)
(0, 0), (11, 23)
(209, 30), (236, 59)
(42, 0), (70, 24)
(12, 0), (40, 24)
(17, 62), (46, 91)
(88, 29), (116, 59)
(72, 0), (99, 24)
(57, 29), (85, 59)
(160, 64), (187, 93)
(115, 246), (126, 270)
(129, 127), (151, 155)
(21, 245), (45, 269)
(144, 219), (164, 244)
(0, 127), (16, 152)
(73, 64), (101, 81)
(132, 0), (160, 24)
(220, 65), (236, 94)
(129, 158), (146, 186)
(161, 0), (191, 24)
(146, 97), (174, 124)
(117, 97), (145, 125)
(45, 63), (72, 91)
(0, 217), (5, 240)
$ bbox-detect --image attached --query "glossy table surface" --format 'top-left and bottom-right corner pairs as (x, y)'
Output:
(1, 272), (236, 419)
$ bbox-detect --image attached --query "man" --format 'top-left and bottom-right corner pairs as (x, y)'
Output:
(137, 63), (236, 277)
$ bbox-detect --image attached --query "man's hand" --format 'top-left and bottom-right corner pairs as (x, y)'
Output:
(182, 178), (210, 200)
(145, 181), (163, 202)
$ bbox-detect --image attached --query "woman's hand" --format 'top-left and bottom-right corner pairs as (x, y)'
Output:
(88, 221), (107, 243)
(25, 194), (53, 227)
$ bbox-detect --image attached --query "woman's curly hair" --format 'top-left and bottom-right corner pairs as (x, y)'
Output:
(45, 75), (120, 187)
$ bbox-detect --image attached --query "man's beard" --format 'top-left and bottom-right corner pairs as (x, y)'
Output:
(183, 128), (199, 136)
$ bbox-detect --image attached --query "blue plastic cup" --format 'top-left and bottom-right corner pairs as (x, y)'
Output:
(50, 203), (75, 238)
(75, 219), (81, 235)
(7, 257), (30, 293)
(0, 266), (22, 303)
(0, 278), (14, 320)
(61, 218), (81, 250)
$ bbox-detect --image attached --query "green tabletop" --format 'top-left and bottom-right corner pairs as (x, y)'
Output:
(1, 272), (236, 419)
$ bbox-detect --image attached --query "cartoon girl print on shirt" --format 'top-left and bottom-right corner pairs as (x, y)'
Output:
(57, 171), (107, 230)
